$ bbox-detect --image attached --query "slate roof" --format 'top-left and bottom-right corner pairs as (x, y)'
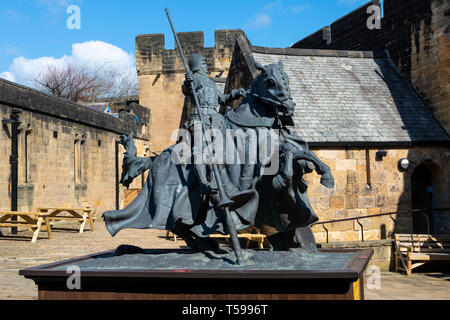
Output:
(249, 47), (449, 145)
(77, 102), (109, 113)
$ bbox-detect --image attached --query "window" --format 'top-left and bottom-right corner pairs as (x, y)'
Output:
(74, 134), (85, 184)
(19, 124), (32, 183)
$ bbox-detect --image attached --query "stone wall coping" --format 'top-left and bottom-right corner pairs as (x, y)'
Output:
(330, 0), (380, 27)
(307, 141), (450, 148)
(251, 45), (389, 59)
(319, 240), (394, 248)
(0, 78), (149, 140)
(135, 29), (246, 51)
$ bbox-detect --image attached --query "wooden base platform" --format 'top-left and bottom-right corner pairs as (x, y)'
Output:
(19, 248), (373, 300)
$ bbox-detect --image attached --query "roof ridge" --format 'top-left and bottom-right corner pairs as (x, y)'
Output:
(250, 46), (389, 58)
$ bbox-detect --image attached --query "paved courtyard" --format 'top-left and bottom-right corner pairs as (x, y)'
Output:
(0, 221), (449, 300)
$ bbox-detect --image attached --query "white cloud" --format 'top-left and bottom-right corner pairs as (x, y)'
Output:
(0, 72), (15, 82)
(1, 41), (137, 89)
(245, 13), (272, 30)
(72, 41), (135, 75)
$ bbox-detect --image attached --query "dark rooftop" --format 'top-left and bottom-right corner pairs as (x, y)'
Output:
(248, 47), (449, 145)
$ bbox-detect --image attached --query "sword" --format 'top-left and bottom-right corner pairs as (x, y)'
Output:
(165, 8), (244, 265)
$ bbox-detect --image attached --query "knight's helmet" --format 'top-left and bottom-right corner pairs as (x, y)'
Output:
(188, 53), (205, 72)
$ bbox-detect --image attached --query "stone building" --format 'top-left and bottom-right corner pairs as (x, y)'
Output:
(225, 36), (450, 248)
(292, 0), (450, 135)
(133, 7), (448, 245)
(135, 29), (247, 153)
(0, 78), (150, 226)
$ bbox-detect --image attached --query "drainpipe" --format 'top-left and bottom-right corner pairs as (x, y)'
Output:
(3, 109), (21, 234)
(115, 140), (120, 210)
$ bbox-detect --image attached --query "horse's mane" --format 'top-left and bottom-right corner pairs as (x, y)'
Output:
(249, 63), (288, 94)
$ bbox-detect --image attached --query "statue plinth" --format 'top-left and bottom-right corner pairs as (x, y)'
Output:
(20, 248), (373, 300)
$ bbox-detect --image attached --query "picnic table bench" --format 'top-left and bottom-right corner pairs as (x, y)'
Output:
(0, 211), (52, 243)
(395, 233), (450, 275)
(36, 207), (95, 233)
(166, 226), (267, 249)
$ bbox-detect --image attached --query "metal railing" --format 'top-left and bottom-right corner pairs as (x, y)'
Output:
(311, 208), (447, 243)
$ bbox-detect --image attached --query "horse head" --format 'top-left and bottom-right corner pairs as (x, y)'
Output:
(249, 60), (296, 118)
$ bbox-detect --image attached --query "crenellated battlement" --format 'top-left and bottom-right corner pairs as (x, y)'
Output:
(136, 29), (247, 76)
(136, 29), (248, 153)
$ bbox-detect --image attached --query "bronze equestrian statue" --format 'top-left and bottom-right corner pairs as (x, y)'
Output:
(103, 57), (334, 260)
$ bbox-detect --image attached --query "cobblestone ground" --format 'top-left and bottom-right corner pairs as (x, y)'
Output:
(0, 222), (449, 300)
(0, 221), (185, 300)
(364, 271), (450, 300)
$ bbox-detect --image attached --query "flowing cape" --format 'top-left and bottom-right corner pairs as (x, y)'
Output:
(104, 104), (319, 238)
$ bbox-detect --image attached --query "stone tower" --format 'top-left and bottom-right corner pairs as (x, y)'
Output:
(136, 29), (247, 153)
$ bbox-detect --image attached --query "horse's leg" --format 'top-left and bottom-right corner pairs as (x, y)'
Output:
(267, 230), (297, 251)
(293, 227), (318, 253)
(293, 150), (334, 189)
(268, 227), (318, 252)
(170, 224), (199, 250)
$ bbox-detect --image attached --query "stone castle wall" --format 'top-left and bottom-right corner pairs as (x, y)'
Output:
(225, 37), (450, 240)
(136, 30), (247, 153)
(292, 0), (450, 135)
(0, 79), (150, 221)
(307, 147), (450, 242)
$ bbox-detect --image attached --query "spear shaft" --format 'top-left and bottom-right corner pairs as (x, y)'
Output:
(165, 8), (243, 265)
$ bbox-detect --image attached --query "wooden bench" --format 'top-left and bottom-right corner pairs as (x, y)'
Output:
(166, 226), (267, 249)
(36, 207), (94, 233)
(394, 234), (450, 275)
(0, 211), (52, 243)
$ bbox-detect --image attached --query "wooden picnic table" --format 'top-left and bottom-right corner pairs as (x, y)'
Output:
(166, 226), (267, 249)
(395, 233), (450, 275)
(36, 207), (94, 233)
(0, 211), (52, 243)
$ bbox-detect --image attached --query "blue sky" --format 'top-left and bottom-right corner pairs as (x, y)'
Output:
(0, 0), (376, 87)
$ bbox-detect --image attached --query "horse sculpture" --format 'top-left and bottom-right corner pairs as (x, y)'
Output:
(103, 60), (334, 254)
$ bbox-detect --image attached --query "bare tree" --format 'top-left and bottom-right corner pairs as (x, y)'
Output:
(34, 63), (97, 102)
(33, 62), (138, 102)
(94, 65), (139, 101)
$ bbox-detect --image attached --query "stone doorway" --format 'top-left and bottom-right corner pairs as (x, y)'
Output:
(411, 164), (433, 234)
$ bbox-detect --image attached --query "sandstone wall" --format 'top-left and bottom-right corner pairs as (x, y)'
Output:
(307, 147), (450, 242)
(410, 0), (450, 136)
(319, 240), (394, 271)
(0, 79), (150, 223)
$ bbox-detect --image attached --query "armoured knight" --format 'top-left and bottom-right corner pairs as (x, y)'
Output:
(182, 53), (245, 193)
